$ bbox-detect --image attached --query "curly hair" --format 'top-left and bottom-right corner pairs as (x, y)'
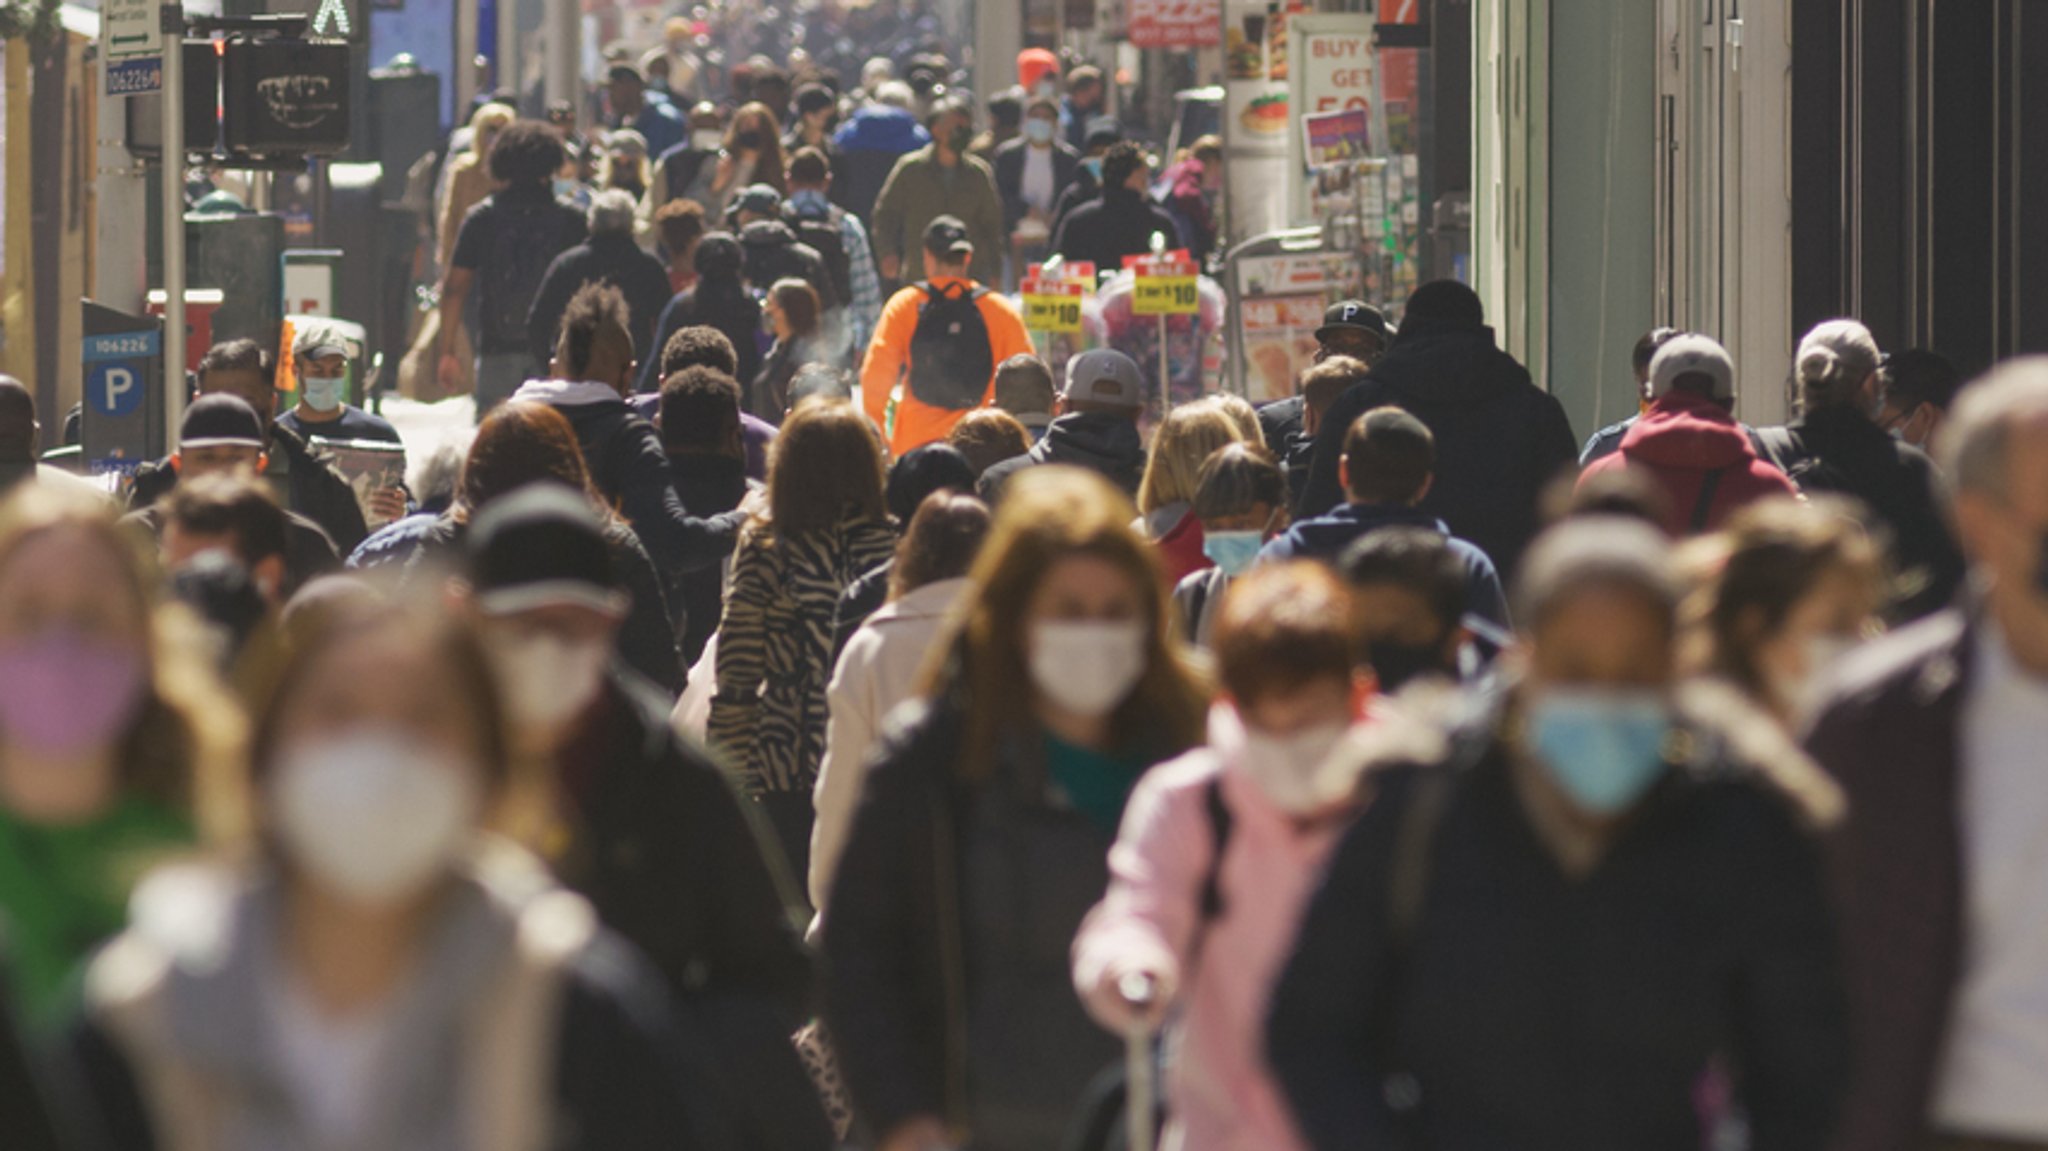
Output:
(488, 120), (569, 186)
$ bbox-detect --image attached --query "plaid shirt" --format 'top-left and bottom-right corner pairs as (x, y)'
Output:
(837, 207), (884, 355)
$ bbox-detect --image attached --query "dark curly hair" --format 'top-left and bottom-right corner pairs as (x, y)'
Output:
(489, 120), (569, 186)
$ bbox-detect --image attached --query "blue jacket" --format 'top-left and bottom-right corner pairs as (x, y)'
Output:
(832, 105), (930, 154)
(1260, 503), (1511, 635)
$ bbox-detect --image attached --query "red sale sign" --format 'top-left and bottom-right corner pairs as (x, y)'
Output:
(1128, 0), (1221, 48)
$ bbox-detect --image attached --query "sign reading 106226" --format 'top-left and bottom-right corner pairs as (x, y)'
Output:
(84, 330), (159, 417)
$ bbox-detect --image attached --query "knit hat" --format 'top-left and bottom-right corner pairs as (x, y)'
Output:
(179, 393), (266, 450)
(467, 483), (627, 617)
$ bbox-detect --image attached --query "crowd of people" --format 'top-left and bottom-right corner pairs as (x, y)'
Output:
(6, 10), (2048, 1151)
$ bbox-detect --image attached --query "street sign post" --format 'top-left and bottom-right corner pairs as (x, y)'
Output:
(102, 0), (164, 94)
(80, 302), (167, 475)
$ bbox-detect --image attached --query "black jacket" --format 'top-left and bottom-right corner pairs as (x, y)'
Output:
(1757, 408), (1964, 621)
(556, 674), (830, 1151)
(1269, 701), (1848, 1151)
(120, 504), (339, 597)
(992, 137), (1081, 235)
(525, 233), (678, 366)
(820, 690), (1138, 1147)
(668, 452), (755, 666)
(1048, 167), (1101, 241)
(1049, 188), (1183, 273)
(127, 422), (371, 555)
(739, 220), (840, 311)
(1296, 317), (1579, 577)
(640, 283), (764, 394)
(977, 411), (1146, 504)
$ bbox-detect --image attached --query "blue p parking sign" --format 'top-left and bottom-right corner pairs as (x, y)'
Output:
(80, 325), (162, 470)
(88, 362), (145, 417)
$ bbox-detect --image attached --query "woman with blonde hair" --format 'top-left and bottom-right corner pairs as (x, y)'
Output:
(0, 486), (240, 1032)
(1682, 495), (1886, 731)
(1138, 400), (1246, 582)
(63, 602), (725, 1147)
(822, 465), (1209, 1151)
(710, 398), (897, 882)
(435, 102), (515, 273)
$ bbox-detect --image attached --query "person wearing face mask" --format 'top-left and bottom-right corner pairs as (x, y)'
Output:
(993, 95), (1080, 279)
(61, 602), (731, 1150)
(124, 394), (342, 593)
(700, 102), (788, 220)
(605, 62), (684, 158)
(1050, 141), (1183, 275)
(1341, 526), (1479, 690)
(1873, 346), (1961, 451)
(784, 83), (840, 159)
(1075, 563), (1373, 1151)
(1048, 117), (1125, 240)
(156, 477), (295, 686)
(1263, 406), (1509, 639)
(1269, 516), (1850, 1151)
(1139, 400), (1245, 584)
(646, 102), (728, 216)
(1175, 443), (1289, 649)
(1682, 496), (1884, 733)
(0, 489), (231, 1035)
(868, 96), (1005, 287)
(276, 320), (410, 532)
(822, 466), (1209, 1151)
(1802, 362), (2048, 1151)
(1757, 319), (1962, 621)
(458, 485), (829, 1151)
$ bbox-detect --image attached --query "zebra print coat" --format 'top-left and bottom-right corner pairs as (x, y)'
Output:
(709, 513), (899, 797)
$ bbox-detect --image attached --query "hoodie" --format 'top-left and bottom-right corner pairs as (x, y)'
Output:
(977, 410), (1148, 504)
(831, 106), (931, 221)
(1578, 390), (1796, 536)
(1261, 503), (1510, 633)
(1295, 317), (1579, 577)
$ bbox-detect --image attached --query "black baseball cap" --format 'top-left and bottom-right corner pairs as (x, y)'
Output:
(179, 393), (266, 450)
(923, 215), (974, 257)
(733, 184), (783, 216)
(1315, 301), (1391, 346)
(467, 483), (627, 617)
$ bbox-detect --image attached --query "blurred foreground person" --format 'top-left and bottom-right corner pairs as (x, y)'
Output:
(62, 605), (723, 1150)
(1807, 360), (2048, 1151)
(1269, 516), (1849, 1150)
(462, 484), (828, 1151)
(710, 399), (896, 885)
(1074, 563), (1373, 1151)
(1340, 527), (1476, 691)
(0, 488), (232, 1032)
(822, 466), (1207, 1151)
(1683, 497), (1884, 733)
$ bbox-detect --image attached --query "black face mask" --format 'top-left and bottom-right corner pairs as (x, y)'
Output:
(735, 130), (764, 151)
(1366, 634), (1456, 693)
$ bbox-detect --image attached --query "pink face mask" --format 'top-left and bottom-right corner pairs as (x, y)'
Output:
(0, 631), (147, 757)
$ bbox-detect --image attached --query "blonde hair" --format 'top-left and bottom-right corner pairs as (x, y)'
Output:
(468, 103), (516, 156)
(0, 485), (245, 841)
(1204, 393), (1267, 450)
(943, 466), (1208, 781)
(1137, 401), (1244, 515)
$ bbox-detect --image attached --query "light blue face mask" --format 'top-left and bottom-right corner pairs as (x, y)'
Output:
(1023, 118), (1056, 145)
(1080, 157), (1103, 180)
(1524, 688), (1671, 816)
(553, 177), (579, 201)
(300, 374), (348, 413)
(1202, 530), (1264, 577)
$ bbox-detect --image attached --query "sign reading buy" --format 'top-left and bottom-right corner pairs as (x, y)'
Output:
(1128, 0), (1221, 49)
(1127, 251), (1200, 316)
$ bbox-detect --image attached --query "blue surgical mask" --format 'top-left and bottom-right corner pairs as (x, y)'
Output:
(553, 177), (578, 201)
(789, 188), (830, 216)
(1202, 530), (1263, 577)
(1524, 688), (1672, 815)
(1023, 118), (1055, 145)
(1081, 157), (1103, 180)
(300, 374), (347, 413)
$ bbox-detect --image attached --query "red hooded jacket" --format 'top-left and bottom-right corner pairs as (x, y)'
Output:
(1579, 390), (1797, 535)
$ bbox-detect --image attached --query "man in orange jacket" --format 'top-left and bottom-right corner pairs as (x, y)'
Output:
(860, 216), (1034, 455)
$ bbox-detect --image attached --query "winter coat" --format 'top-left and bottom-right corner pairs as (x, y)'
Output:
(830, 106), (931, 223)
(1295, 316), (1579, 578)
(1802, 608), (1979, 1151)
(513, 378), (746, 580)
(1757, 408), (1964, 621)
(667, 451), (757, 666)
(120, 504), (339, 598)
(978, 412), (1148, 505)
(127, 421), (370, 555)
(1260, 502), (1510, 632)
(638, 282), (764, 394)
(992, 137), (1081, 236)
(1073, 707), (1375, 1151)
(820, 680), (1180, 1150)
(868, 147), (1006, 286)
(1268, 683), (1849, 1151)
(1579, 392), (1797, 535)
(550, 673), (833, 1151)
(1050, 188), (1185, 275)
(524, 234), (677, 366)
(62, 853), (728, 1151)
(811, 577), (972, 914)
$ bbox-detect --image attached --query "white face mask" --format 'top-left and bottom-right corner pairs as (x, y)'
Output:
(693, 129), (724, 151)
(487, 631), (610, 731)
(271, 729), (481, 906)
(1029, 620), (1148, 719)
(1237, 721), (1354, 815)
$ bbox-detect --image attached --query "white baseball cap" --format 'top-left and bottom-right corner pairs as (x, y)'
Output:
(1648, 334), (1735, 401)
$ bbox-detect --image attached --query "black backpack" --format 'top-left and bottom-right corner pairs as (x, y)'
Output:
(782, 202), (855, 306)
(907, 281), (993, 411)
